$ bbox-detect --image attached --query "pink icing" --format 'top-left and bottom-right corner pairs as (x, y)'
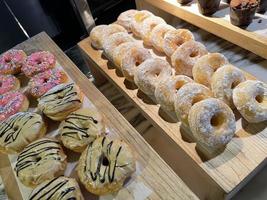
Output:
(0, 49), (26, 74)
(0, 91), (26, 121)
(28, 68), (67, 97)
(22, 51), (56, 77)
(0, 75), (18, 94)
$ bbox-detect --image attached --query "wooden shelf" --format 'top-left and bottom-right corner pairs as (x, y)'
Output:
(0, 33), (198, 200)
(140, 0), (267, 60)
(79, 37), (267, 200)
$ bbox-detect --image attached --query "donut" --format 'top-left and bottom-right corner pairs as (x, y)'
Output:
(134, 58), (173, 96)
(22, 51), (56, 77)
(131, 10), (154, 37)
(211, 64), (246, 108)
(0, 91), (29, 121)
(116, 9), (139, 32)
(90, 25), (108, 50)
(174, 83), (213, 125)
(103, 32), (134, 59)
(171, 40), (208, 77)
(0, 74), (20, 94)
(193, 53), (229, 88)
(150, 24), (175, 53)
(77, 136), (135, 195)
(155, 75), (194, 111)
(188, 98), (236, 148)
(28, 69), (68, 98)
(0, 112), (46, 154)
(0, 49), (26, 75)
(28, 176), (84, 200)
(15, 138), (67, 187)
(38, 83), (83, 121)
(140, 16), (166, 46)
(59, 108), (105, 152)
(163, 29), (195, 57)
(233, 80), (267, 123)
(121, 47), (152, 81)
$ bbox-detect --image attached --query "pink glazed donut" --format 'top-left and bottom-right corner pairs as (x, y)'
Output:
(0, 91), (29, 121)
(22, 51), (56, 77)
(28, 69), (68, 98)
(0, 74), (20, 95)
(0, 50), (27, 75)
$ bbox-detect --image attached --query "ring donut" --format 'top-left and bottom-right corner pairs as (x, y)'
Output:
(131, 10), (154, 37)
(0, 74), (20, 94)
(112, 42), (137, 68)
(90, 25), (108, 50)
(116, 9), (139, 32)
(233, 80), (267, 123)
(171, 40), (208, 77)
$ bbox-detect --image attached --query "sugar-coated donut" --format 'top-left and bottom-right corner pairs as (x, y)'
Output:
(112, 42), (137, 68)
(38, 83), (83, 121)
(0, 74), (20, 94)
(163, 29), (194, 57)
(0, 112), (46, 154)
(155, 75), (194, 111)
(15, 138), (67, 187)
(28, 176), (84, 200)
(171, 41), (208, 77)
(188, 98), (236, 148)
(233, 80), (267, 123)
(134, 58), (173, 96)
(193, 53), (229, 88)
(131, 10), (154, 37)
(103, 32), (134, 59)
(0, 91), (29, 121)
(121, 47), (152, 81)
(211, 64), (246, 108)
(150, 24), (175, 53)
(140, 16), (166, 46)
(22, 51), (56, 77)
(28, 69), (68, 98)
(90, 25), (108, 49)
(116, 9), (139, 32)
(77, 136), (135, 195)
(60, 108), (105, 152)
(0, 49), (26, 75)
(174, 83), (213, 125)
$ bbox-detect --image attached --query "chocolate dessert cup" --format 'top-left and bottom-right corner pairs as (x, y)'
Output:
(197, 0), (221, 15)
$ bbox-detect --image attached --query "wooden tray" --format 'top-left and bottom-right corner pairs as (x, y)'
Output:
(0, 32), (198, 200)
(79, 37), (267, 200)
(136, 0), (267, 60)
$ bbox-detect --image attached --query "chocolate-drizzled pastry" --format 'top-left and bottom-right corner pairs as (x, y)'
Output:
(77, 136), (136, 195)
(28, 176), (84, 200)
(197, 0), (221, 15)
(15, 138), (67, 187)
(38, 83), (83, 121)
(59, 108), (105, 153)
(0, 112), (46, 154)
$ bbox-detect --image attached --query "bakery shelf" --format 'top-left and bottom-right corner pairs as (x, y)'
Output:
(0, 32), (198, 200)
(138, 0), (267, 60)
(79, 37), (267, 200)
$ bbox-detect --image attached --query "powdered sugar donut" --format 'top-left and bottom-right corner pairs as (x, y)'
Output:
(155, 75), (193, 111)
(140, 16), (166, 46)
(171, 41), (208, 77)
(174, 83), (213, 125)
(233, 80), (267, 123)
(28, 69), (68, 98)
(211, 64), (246, 108)
(0, 74), (20, 95)
(134, 58), (173, 96)
(150, 24), (175, 53)
(131, 10), (154, 37)
(163, 29), (194, 57)
(193, 53), (229, 88)
(188, 98), (236, 148)
(121, 47), (152, 81)
(22, 51), (56, 77)
(0, 49), (26, 75)
(90, 25), (108, 49)
(112, 42), (137, 68)
(0, 91), (29, 121)
(116, 9), (139, 32)
(103, 32), (134, 59)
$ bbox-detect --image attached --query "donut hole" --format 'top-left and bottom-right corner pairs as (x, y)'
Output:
(102, 155), (110, 166)
(150, 24), (157, 31)
(189, 51), (199, 58)
(210, 112), (225, 128)
(231, 80), (240, 89)
(135, 60), (141, 67)
(43, 78), (49, 83)
(36, 59), (42, 65)
(5, 58), (11, 63)
(175, 81), (186, 92)
(192, 95), (205, 106)
(255, 95), (264, 103)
